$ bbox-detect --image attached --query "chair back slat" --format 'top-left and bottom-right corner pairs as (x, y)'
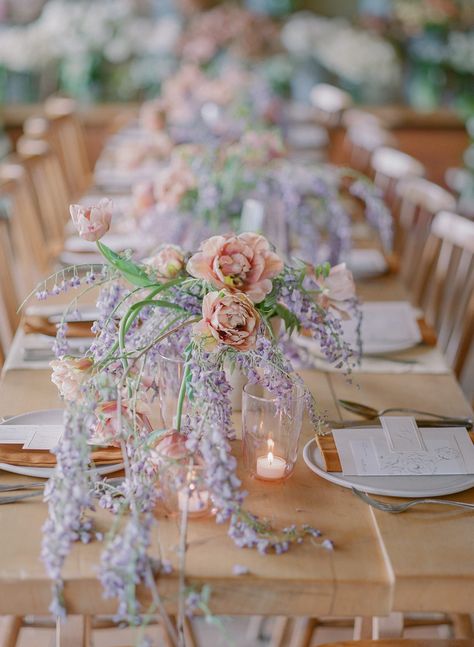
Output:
(344, 125), (396, 175)
(371, 147), (425, 208)
(44, 97), (91, 196)
(396, 177), (456, 290)
(310, 83), (352, 129)
(0, 217), (19, 359)
(0, 162), (51, 277)
(16, 138), (68, 254)
(414, 210), (474, 387)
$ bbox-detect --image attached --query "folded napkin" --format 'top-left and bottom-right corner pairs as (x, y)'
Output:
(23, 315), (95, 339)
(0, 444), (123, 468)
(316, 429), (474, 472)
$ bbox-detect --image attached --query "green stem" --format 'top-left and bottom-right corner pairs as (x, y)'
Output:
(175, 364), (191, 433)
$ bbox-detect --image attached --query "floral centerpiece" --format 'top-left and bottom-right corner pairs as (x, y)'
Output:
(36, 199), (359, 635)
(129, 128), (286, 235)
(127, 126), (392, 268)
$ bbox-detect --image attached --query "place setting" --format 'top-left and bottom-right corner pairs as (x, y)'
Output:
(0, 409), (123, 480)
(295, 299), (450, 373)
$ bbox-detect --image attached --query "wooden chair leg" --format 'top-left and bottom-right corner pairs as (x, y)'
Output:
(163, 615), (178, 647)
(183, 617), (198, 647)
(57, 615), (92, 647)
(289, 617), (318, 647)
(246, 616), (266, 642)
(353, 616), (373, 640)
(373, 612), (404, 638)
(269, 616), (295, 647)
(0, 616), (22, 647)
(450, 613), (474, 638)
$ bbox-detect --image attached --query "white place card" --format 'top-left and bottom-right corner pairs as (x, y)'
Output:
(333, 426), (474, 476)
(22, 426), (64, 450)
(380, 416), (427, 452)
(0, 425), (63, 450)
(0, 426), (36, 444)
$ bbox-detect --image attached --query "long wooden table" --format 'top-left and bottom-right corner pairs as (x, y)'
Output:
(0, 270), (473, 619)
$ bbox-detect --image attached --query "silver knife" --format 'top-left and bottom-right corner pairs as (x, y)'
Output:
(329, 419), (473, 430)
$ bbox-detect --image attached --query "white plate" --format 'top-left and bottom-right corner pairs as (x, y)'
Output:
(346, 248), (389, 279)
(296, 301), (422, 359)
(0, 409), (123, 479)
(303, 438), (474, 498)
(341, 301), (422, 355)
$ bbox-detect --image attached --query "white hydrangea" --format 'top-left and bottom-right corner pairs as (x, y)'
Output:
(281, 13), (401, 88)
(317, 26), (401, 86)
(0, 0), (181, 72)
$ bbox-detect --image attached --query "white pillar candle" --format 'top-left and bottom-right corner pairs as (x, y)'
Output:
(178, 487), (209, 514)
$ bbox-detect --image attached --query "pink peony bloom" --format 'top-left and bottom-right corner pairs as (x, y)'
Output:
(315, 263), (356, 319)
(91, 400), (152, 447)
(187, 232), (283, 303)
(50, 356), (93, 401)
(69, 199), (113, 242)
(319, 263), (356, 303)
(154, 159), (197, 210)
(132, 181), (156, 218)
(182, 36), (217, 64)
(143, 245), (185, 279)
(139, 98), (167, 132)
(194, 290), (260, 351)
(228, 130), (286, 167)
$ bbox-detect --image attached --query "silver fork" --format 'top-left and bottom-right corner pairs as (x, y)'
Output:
(352, 488), (474, 513)
(0, 477), (124, 502)
(0, 481), (44, 492)
(0, 491), (43, 504)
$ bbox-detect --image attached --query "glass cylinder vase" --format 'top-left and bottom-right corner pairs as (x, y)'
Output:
(159, 450), (211, 519)
(242, 382), (305, 481)
(156, 349), (187, 429)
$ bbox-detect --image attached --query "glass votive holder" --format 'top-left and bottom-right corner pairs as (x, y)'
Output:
(158, 445), (210, 519)
(242, 382), (305, 481)
(156, 349), (187, 429)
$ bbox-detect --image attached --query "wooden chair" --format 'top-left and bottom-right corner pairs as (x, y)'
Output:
(0, 216), (20, 363)
(342, 108), (382, 130)
(412, 211), (474, 388)
(371, 147), (425, 208)
(309, 84), (353, 129)
(395, 177), (456, 290)
(0, 613), (198, 647)
(23, 115), (75, 201)
(44, 96), (92, 196)
(319, 641), (474, 647)
(0, 163), (50, 292)
(286, 123), (329, 163)
(344, 124), (397, 175)
(278, 613), (474, 647)
(16, 137), (69, 258)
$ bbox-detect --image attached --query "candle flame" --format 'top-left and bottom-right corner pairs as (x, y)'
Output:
(267, 438), (274, 465)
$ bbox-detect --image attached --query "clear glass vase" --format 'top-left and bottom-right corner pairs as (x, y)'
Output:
(242, 382), (305, 481)
(157, 350), (187, 429)
(159, 450), (210, 519)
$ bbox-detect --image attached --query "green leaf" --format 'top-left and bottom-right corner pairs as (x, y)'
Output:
(143, 428), (169, 446)
(275, 303), (300, 336)
(97, 241), (154, 287)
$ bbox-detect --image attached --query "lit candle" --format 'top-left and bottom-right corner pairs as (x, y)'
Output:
(256, 439), (287, 480)
(178, 485), (209, 514)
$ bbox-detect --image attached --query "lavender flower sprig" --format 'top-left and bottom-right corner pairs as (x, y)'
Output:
(41, 406), (96, 617)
